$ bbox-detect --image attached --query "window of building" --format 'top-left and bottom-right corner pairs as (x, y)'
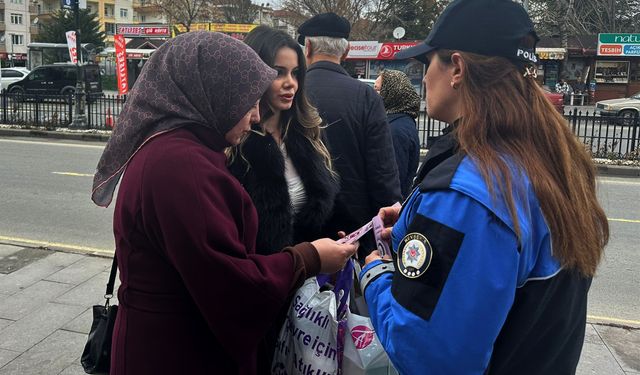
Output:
(120, 8), (127, 18)
(105, 22), (115, 35)
(10, 13), (23, 25)
(104, 5), (114, 17)
(11, 34), (24, 46)
(629, 61), (640, 82)
(594, 61), (630, 84)
(140, 15), (146, 22)
(10, 0), (24, 4)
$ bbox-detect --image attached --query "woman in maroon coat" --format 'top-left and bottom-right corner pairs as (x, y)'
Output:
(91, 32), (357, 375)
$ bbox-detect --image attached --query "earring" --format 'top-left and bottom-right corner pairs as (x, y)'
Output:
(450, 82), (458, 89)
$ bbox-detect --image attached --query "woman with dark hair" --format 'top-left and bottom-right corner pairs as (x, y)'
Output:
(358, 0), (609, 374)
(229, 25), (339, 252)
(374, 70), (421, 198)
(91, 32), (356, 374)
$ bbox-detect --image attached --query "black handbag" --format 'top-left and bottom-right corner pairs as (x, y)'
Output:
(81, 256), (118, 374)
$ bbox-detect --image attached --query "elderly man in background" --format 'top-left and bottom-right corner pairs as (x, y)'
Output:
(298, 13), (402, 259)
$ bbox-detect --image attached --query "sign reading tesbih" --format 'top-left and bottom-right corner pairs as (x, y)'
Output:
(597, 33), (640, 56)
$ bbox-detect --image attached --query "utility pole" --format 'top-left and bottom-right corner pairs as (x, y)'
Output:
(70, 0), (87, 128)
(561, 0), (574, 77)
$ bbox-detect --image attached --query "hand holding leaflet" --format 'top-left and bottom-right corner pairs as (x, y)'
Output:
(372, 215), (391, 257)
(337, 221), (373, 245)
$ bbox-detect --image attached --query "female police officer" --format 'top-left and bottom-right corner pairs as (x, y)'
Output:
(358, 0), (609, 374)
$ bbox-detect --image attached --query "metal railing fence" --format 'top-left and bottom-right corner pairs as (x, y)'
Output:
(416, 109), (640, 160)
(1, 91), (638, 160)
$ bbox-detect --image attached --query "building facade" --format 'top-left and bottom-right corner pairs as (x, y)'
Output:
(0, 0), (36, 66)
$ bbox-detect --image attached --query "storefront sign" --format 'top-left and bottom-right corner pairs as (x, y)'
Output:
(114, 34), (129, 95)
(346, 41), (418, 60)
(210, 23), (256, 33)
(116, 24), (171, 38)
(348, 41), (381, 59)
(65, 30), (78, 64)
(536, 48), (565, 60)
(172, 23), (256, 39)
(0, 53), (26, 60)
(598, 33), (640, 56)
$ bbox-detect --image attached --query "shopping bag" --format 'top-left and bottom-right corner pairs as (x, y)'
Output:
(342, 311), (398, 375)
(343, 260), (398, 375)
(272, 267), (353, 375)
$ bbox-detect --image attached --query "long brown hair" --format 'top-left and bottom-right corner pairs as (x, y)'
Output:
(437, 49), (609, 277)
(228, 25), (335, 176)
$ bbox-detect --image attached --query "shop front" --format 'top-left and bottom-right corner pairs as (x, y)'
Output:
(536, 47), (565, 90)
(343, 41), (424, 96)
(0, 53), (28, 68)
(594, 33), (640, 101)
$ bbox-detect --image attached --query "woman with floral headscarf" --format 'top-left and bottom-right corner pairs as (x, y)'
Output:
(91, 32), (356, 375)
(374, 70), (421, 198)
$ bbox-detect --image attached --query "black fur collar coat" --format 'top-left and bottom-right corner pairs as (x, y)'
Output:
(228, 124), (339, 254)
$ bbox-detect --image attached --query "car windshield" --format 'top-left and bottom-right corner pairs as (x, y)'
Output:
(632, 92), (640, 99)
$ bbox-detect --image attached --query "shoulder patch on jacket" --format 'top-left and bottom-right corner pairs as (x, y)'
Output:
(418, 153), (464, 191)
(392, 213), (464, 321)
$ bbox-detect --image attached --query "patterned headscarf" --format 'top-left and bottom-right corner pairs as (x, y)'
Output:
(91, 32), (276, 207)
(379, 69), (421, 119)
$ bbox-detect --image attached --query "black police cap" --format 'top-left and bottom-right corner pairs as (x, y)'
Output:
(296, 12), (351, 45)
(395, 0), (539, 66)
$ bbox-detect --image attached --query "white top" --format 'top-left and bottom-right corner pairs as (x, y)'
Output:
(281, 143), (307, 214)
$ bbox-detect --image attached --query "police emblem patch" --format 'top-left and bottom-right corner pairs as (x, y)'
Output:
(397, 232), (432, 278)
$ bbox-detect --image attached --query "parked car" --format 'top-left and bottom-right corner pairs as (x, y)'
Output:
(7, 63), (102, 99)
(542, 85), (564, 113)
(596, 92), (640, 126)
(1, 67), (30, 91)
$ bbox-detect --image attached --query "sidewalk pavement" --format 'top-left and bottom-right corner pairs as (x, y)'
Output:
(0, 243), (639, 375)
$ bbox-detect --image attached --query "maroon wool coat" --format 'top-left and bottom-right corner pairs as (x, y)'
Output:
(110, 126), (320, 374)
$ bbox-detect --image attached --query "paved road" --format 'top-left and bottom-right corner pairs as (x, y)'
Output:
(0, 137), (114, 254)
(589, 176), (640, 326)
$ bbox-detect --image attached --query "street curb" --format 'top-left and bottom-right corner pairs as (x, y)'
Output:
(595, 164), (640, 177)
(0, 240), (114, 259)
(0, 127), (110, 142)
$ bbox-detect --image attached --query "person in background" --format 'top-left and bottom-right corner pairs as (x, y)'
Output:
(374, 70), (421, 199)
(298, 12), (402, 258)
(91, 32), (357, 375)
(359, 0), (609, 374)
(229, 25), (339, 253)
(556, 78), (573, 97)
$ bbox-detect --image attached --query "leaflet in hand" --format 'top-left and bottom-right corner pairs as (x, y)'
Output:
(372, 215), (391, 257)
(337, 221), (373, 244)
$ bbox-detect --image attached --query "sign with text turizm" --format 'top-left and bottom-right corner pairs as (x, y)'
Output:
(597, 33), (640, 56)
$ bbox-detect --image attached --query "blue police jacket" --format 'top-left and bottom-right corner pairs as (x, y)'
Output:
(359, 131), (591, 375)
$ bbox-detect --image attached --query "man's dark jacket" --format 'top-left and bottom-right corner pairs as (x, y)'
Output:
(305, 61), (401, 256)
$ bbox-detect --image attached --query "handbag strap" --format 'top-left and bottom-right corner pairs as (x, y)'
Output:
(105, 255), (118, 301)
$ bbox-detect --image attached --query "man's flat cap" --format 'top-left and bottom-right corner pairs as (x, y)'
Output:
(297, 12), (351, 45)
